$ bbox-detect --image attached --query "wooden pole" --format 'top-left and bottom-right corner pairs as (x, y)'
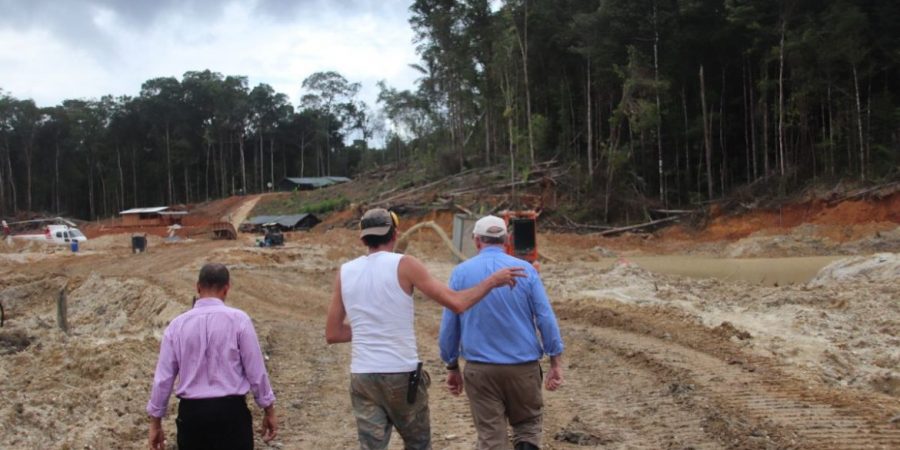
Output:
(57, 285), (68, 334)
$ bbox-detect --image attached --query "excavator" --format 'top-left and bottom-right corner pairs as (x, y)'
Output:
(502, 210), (540, 269)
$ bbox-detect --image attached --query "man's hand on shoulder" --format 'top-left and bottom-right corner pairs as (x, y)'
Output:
(148, 416), (164, 450)
(487, 266), (526, 289)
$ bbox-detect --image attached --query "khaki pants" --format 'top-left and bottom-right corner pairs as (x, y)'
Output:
(463, 361), (543, 450)
(350, 371), (432, 450)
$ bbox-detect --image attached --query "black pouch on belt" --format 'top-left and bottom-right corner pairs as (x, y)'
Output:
(407, 362), (423, 404)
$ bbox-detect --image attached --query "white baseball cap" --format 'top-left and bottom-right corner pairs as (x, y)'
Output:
(473, 215), (507, 238)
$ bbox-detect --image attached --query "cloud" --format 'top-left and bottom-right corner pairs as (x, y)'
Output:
(0, 0), (419, 110)
(0, 0), (225, 30)
(253, 0), (410, 22)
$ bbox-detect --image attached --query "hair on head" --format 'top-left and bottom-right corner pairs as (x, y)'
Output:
(198, 263), (230, 290)
(361, 227), (395, 248)
(477, 235), (506, 245)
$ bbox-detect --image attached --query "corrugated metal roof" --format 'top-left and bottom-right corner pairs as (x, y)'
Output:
(247, 215), (281, 225)
(120, 206), (169, 215)
(273, 214), (315, 228)
(246, 214), (317, 228)
(282, 176), (351, 188)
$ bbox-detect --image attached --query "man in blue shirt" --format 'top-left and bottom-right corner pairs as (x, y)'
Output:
(439, 215), (564, 450)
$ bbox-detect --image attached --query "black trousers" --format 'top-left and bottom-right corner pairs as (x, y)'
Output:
(176, 395), (253, 450)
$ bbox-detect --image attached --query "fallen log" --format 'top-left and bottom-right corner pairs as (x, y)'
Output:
(454, 204), (474, 216)
(375, 181), (413, 199)
(446, 178), (543, 197)
(598, 216), (680, 236)
(561, 214), (613, 231)
(650, 209), (696, 215)
(826, 180), (900, 206)
(371, 167), (488, 206)
(372, 178), (452, 207)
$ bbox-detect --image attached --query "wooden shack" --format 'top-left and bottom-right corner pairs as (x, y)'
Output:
(119, 207), (188, 227)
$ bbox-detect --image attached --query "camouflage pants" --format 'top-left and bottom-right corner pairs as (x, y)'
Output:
(350, 371), (431, 450)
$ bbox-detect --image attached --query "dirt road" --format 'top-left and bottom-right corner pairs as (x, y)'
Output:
(0, 228), (898, 449)
(228, 194), (263, 228)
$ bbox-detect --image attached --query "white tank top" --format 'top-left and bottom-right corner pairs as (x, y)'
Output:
(341, 251), (418, 373)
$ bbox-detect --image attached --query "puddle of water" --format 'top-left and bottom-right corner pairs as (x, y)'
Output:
(594, 256), (842, 285)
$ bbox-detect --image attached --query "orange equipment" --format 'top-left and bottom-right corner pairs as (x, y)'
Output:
(502, 210), (540, 269)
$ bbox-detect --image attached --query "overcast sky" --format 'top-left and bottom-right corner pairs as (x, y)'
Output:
(0, 0), (421, 110)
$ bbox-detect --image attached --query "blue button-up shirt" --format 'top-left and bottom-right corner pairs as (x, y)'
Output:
(439, 246), (564, 365)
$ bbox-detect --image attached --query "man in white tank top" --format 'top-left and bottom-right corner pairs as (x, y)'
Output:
(326, 208), (524, 450)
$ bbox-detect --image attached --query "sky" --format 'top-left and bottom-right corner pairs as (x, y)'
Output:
(0, 0), (421, 111)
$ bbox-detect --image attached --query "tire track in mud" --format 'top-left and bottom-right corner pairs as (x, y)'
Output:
(556, 301), (900, 450)
(552, 325), (726, 449)
(261, 318), (361, 448)
(226, 264), (373, 448)
(412, 291), (725, 449)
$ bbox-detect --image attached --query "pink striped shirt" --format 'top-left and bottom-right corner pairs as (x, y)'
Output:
(146, 298), (275, 418)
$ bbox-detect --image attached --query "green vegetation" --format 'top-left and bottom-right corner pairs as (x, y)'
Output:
(301, 197), (350, 214)
(254, 195), (349, 217)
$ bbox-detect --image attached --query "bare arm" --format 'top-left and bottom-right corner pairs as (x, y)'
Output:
(399, 255), (524, 314)
(325, 271), (352, 344)
(545, 354), (564, 391)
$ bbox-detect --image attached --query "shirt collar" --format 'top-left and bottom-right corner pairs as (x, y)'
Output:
(479, 246), (505, 254)
(194, 297), (224, 308)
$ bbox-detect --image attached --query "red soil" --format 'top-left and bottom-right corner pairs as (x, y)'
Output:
(661, 192), (900, 243)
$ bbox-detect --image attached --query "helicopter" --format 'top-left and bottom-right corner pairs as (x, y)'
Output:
(2, 217), (87, 246)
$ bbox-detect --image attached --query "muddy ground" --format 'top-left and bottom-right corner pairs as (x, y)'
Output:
(0, 204), (899, 449)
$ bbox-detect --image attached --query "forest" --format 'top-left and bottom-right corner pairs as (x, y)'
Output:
(1, 0), (898, 222)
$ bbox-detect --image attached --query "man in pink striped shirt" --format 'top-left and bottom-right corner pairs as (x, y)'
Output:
(147, 263), (277, 450)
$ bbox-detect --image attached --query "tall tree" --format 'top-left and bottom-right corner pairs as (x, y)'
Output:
(140, 77), (183, 204)
(301, 71), (362, 176)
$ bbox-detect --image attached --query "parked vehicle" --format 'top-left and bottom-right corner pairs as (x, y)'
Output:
(2, 218), (88, 246)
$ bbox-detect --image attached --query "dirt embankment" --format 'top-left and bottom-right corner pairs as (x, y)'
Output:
(0, 272), (187, 449)
(654, 190), (899, 248)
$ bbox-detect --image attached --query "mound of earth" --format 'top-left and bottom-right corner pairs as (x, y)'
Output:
(67, 273), (185, 335)
(0, 273), (188, 449)
(808, 252), (900, 287)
